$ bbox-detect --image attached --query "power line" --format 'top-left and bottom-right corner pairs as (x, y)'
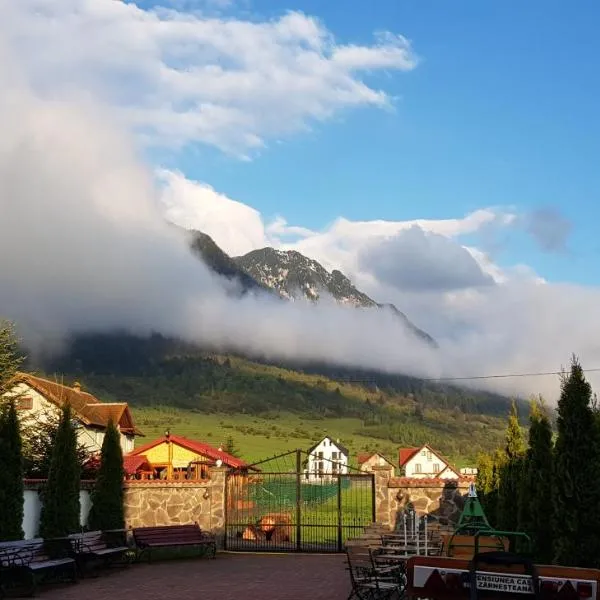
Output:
(345, 367), (600, 383)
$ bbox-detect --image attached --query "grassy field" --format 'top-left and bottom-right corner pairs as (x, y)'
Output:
(132, 405), (478, 468)
(133, 406), (399, 466)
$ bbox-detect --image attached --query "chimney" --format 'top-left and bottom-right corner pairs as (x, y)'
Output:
(73, 381), (82, 392)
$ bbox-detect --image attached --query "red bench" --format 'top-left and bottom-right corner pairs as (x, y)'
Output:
(131, 524), (216, 562)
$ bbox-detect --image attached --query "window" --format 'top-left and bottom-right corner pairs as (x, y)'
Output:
(433, 463), (440, 473)
(414, 463), (422, 474)
(427, 451), (432, 461)
(16, 396), (33, 410)
(332, 452), (338, 460)
(421, 450), (426, 456)
(318, 451), (324, 459)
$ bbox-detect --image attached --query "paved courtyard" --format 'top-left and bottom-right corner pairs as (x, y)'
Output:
(42, 553), (351, 600)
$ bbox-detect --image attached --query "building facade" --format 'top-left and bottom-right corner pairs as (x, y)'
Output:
(125, 433), (248, 480)
(357, 452), (396, 475)
(398, 444), (460, 479)
(6, 373), (142, 454)
(304, 436), (349, 481)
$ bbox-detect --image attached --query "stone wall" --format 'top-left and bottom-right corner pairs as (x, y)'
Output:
(123, 467), (226, 542)
(24, 465), (469, 544)
(371, 465), (471, 529)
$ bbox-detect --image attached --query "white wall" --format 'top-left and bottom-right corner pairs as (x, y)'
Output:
(22, 488), (92, 539)
(404, 447), (449, 478)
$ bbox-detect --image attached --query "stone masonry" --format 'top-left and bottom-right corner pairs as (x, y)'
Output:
(372, 465), (470, 529)
(123, 467), (226, 540)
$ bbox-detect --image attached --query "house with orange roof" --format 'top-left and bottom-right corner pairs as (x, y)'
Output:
(398, 444), (460, 479)
(6, 372), (143, 454)
(125, 432), (250, 480)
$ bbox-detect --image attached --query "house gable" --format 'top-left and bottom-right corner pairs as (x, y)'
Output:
(358, 452), (395, 473)
(400, 444), (457, 478)
(307, 436), (349, 457)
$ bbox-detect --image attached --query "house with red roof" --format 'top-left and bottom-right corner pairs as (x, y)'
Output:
(125, 432), (249, 480)
(357, 452), (395, 475)
(398, 444), (460, 479)
(6, 372), (143, 454)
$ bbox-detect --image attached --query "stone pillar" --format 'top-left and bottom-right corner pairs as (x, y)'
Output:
(207, 466), (227, 547)
(372, 465), (394, 529)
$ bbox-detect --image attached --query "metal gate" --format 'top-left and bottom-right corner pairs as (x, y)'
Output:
(224, 449), (375, 553)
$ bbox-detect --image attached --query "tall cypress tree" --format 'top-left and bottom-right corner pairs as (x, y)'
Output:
(0, 320), (24, 395)
(497, 401), (526, 533)
(476, 453), (496, 523)
(87, 420), (125, 531)
(518, 398), (554, 563)
(39, 404), (81, 538)
(553, 357), (600, 567)
(0, 400), (24, 541)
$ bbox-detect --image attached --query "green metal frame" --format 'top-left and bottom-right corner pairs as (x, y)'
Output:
(445, 483), (533, 557)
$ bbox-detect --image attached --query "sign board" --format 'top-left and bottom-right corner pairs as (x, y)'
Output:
(469, 572), (533, 594)
(412, 565), (597, 599)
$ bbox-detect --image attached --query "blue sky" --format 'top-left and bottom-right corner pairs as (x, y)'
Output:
(147, 0), (600, 284)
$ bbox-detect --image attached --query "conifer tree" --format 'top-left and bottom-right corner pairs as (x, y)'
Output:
(476, 453), (495, 519)
(87, 420), (125, 531)
(39, 404), (81, 538)
(553, 357), (600, 567)
(497, 401), (526, 533)
(0, 320), (26, 541)
(0, 400), (24, 541)
(518, 397), (554, 562)
(0, 320), (24, 395)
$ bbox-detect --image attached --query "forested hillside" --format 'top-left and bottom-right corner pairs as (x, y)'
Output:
(34, 332), (521, 462)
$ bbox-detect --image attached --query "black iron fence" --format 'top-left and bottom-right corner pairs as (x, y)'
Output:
(224, 449), (375, 552)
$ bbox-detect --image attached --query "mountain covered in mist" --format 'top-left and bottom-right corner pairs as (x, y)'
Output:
(186, 229), (435, 346)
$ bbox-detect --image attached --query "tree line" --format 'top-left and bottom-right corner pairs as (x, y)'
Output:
(0, 321), (125, 541)
(476, 356), (600, 567)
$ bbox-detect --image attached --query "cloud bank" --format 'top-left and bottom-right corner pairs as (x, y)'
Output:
(3, 0), (416, 157)
(1, 1), (599, 404)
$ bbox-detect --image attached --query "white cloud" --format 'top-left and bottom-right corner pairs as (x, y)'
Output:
(357, 226), (496, 292)
(159, 169), (270, 256)
(2, 1), (417, 156)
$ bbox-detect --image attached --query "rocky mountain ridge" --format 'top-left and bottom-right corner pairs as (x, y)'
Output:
(186, 229), (435, 346)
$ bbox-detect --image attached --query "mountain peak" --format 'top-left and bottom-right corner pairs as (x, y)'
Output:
(235, 247), (375, 307)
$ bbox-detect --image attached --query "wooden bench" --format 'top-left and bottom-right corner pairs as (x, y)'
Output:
(68, 531), (130, 574)
(0, 539), (77, 596)
(132, 524), (217, 562)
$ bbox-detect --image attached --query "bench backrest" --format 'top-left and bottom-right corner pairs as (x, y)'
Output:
(1, 540), (55, 566)
(132, 524), (209, 545)
(69, 531), (109, 553)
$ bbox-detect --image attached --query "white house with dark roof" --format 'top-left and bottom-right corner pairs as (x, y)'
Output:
(304, 436), (349, 482)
